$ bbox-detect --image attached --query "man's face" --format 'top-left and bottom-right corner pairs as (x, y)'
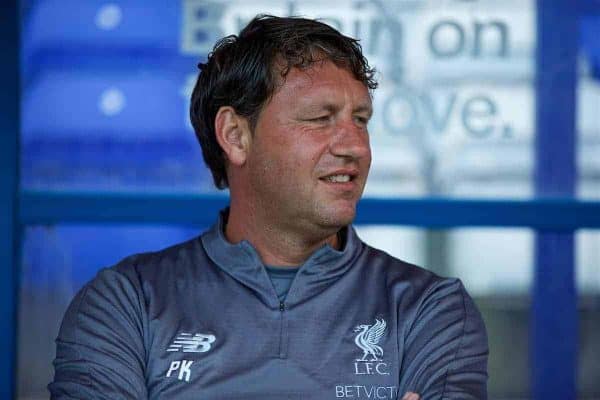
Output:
(244, 60), (372, 236)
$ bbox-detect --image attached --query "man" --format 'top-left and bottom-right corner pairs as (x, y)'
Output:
(50, 15), (488, 399)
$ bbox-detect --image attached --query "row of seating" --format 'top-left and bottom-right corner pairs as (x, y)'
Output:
(19, 2), (600, 196)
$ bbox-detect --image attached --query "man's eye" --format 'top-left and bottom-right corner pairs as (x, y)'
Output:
(354, 116), (370, 126)
(309, 115), (330, 122)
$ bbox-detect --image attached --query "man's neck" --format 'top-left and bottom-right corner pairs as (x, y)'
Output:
(224, 204), (340, 267)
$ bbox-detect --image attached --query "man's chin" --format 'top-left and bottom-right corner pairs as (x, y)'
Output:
(315, 203), (357, 229)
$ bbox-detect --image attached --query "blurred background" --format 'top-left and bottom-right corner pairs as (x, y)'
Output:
(1, 0), (599, 399)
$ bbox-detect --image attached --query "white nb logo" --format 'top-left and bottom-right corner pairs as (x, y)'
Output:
(167, 332), (216, 353)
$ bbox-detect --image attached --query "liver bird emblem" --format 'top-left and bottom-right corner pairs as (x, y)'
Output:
(353, 318), (387, 361)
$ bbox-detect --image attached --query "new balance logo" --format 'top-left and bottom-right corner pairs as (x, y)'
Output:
(167, 332), (216, 353)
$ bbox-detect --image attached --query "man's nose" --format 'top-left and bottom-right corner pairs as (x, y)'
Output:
(329, 119), (371, 160)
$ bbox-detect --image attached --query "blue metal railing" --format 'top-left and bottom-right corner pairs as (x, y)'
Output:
(19, 191), (600, 229)
(533, 1), (579, 398)
(0, 2), (19, 399)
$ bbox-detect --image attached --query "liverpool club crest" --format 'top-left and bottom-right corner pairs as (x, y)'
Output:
(353, 318), (389, 375)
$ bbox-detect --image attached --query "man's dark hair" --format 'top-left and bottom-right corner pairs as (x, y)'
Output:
(190, 14), (378, 189)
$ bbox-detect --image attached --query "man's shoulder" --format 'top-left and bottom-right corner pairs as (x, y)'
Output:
(85, 234), (207, 293)
(358, 242), (471, 310)
(112, 234), (203, 273)
(360, 242), (486, 344)
(361, 242), (453, 287)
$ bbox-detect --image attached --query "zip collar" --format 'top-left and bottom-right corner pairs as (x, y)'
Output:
(200, 209), (364, 309)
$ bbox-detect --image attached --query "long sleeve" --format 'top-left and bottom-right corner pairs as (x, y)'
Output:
(48, 268), (148, 399)
(398, 279), (489, 399)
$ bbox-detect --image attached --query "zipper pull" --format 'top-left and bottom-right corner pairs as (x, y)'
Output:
(279, 301), (285, 312)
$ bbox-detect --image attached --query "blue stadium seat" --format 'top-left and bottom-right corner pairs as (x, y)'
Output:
(24, 1), (178, 54)
(22, 0), (224, 76)
(20, 68), (210, 190)
(22, 69), (190, 140)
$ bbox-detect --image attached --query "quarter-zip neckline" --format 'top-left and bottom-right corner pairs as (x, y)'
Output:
(278, 301), (288, 358)
(200, 209), (364, 311)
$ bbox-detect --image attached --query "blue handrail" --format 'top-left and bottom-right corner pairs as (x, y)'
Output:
(19, 191), (600, 229)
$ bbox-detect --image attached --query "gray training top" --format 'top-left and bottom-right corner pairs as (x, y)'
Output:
(49, 212), (489, 399)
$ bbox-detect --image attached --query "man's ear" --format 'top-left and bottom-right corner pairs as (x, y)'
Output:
(214, 106), (252, 167)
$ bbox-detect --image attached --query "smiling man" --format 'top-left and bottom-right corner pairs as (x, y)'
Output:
(219, 59), (372, 266)
(50, 15), (488, 400)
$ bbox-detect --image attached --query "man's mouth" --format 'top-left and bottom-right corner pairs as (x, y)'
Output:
(319, 169), (359, 184)
(322, 174), (351, 183)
